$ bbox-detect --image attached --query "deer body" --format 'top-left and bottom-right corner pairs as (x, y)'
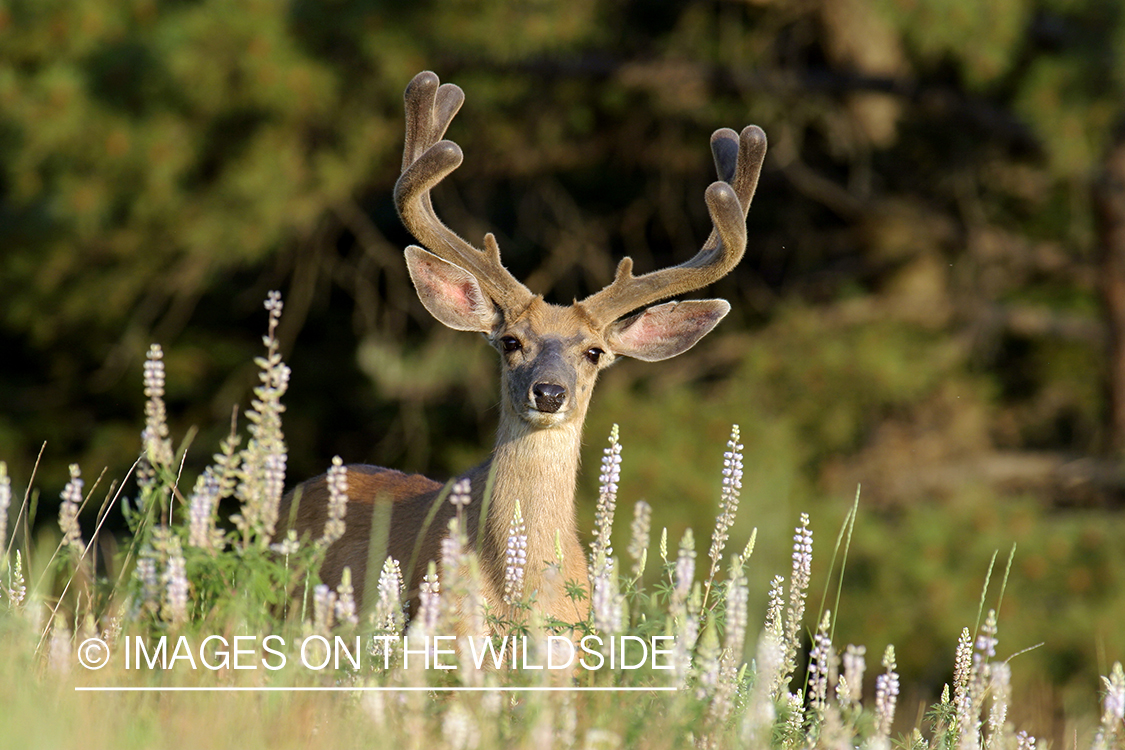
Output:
(282, 71), (767, 626)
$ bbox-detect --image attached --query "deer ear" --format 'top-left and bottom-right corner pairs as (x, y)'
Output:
(405, 246), (498, 332)
(605, 299), (730, 362)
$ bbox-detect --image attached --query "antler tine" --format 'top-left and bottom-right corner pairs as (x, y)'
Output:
(578, 125), (767, 326)
(394, 71), (533, 312)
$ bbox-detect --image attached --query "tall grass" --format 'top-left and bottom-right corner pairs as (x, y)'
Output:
(0, 292), (1122, 750)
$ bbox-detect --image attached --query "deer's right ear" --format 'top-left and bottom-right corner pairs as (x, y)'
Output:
(405, 246), (498, 332)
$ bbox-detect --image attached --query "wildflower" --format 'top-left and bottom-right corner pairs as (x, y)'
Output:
(1016, 731), (1037, 750)
(134, 554), (159, 617)
(671, 528), (696, 613)
(414, 563), (441, 634)
(58, 464), (85, 554)
(449, 477), (471, 517)
(319, 456), (349, 546)
(839, 644), (866, 708)
(671, 583), (701, 688)
(0, 462), (10, 554)
(270, 529), (299, 556)
(141, 344), (173, 471)
(743, 633), (782, 744)
(952, 626), (973, 713)
(592, 557), (623, 635)
(627, 500), (651, 580)
(1093, 662), (1125, 750)
(335, 567), (358, 627)
(763, 574), (785, 640)
(721, 569), (749, 671)
(160, 533), (189, 626)
(232, 292), (290, 544)
(6, 550), (26, 608)
(808, 610), (833, 712)
(590, 424), (621, 574)
(502, 500), (527, 606)
(313, 583), (336, 634)
(707, 425), (743, 574)
(694, 618), (722, 700)
(374, 558), (405, 634)
(782, 513), (812, 681)
(188, 468), (224, 552)
(987, 661), (1011, 748)
(873, 645), (900, 742)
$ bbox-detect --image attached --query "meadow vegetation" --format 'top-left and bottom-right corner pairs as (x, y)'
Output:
(1, 294), (1122, 750)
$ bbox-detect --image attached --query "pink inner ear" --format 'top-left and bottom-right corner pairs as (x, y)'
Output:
(619, 315), (665, 347)
(451, 280), (481, 314)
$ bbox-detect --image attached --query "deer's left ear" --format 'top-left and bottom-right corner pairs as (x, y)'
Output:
(606, 299), (730, 362)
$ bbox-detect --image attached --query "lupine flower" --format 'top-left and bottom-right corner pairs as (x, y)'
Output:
(270, 529), (299, 556)
(782, 513), (813, 681)
(134, 555), (159, 617)
(763, 574), (785, 641)
(808, 610), (834, 712)
(694, 618), (722, 700)
(375, 557), (405, 634)
(0, 462), (10, 555)
(711, 562), (750, 723)
(502, 500), (527, 606)
(141, 343), (173, 471)
(671, 583), (701, 688)
(987, 661), (1011, 748)
(319, 456), (349, 546)
(161, 533), (189, 626)
(414, 563), (441, 635)
(1093, 662), (1125, 750)
(592, 557), (623, 635)
(58, 464), (85, 554)
(627, 500), (651, 581)
(743, 633), (782, 746)
(590, 424), (621, 577)
(313, 583), (336, 634)
(953, 626), (973, 713)
(671, 528), (696, 613)
(839, 644), (866, 708)
(449, 478), (471, 519)
(335, 567), (358, 627)
(874, 645), (900, 742)
(6, 550), (25, 608)
(707, 425), (743, 576)
(1016, 731), (1037, 750)
(232, 291), (290, 544)
(188, 468), (224, 552)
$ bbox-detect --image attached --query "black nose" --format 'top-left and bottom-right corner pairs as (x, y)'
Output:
(532, 383), (567, 413)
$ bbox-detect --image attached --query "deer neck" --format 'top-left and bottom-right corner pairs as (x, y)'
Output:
(472, 414), (586, 598)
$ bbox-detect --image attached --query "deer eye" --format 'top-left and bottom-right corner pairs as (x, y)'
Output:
(584, 347), (604, 365)
(500, 336), (522, 353)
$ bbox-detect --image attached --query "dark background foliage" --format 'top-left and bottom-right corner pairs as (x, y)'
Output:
(3, 0), (1125, 738)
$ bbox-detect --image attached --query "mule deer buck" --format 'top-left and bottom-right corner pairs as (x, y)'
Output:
(282, 71), (767, 626)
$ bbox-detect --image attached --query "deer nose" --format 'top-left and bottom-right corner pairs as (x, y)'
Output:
(532, 383), (567, 413)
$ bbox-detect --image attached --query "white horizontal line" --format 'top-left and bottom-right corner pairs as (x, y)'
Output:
(75, 686), (677, 693)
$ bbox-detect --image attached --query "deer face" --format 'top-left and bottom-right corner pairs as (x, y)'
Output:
(492, 301), (610, 428)
(406, 246), (735, 431)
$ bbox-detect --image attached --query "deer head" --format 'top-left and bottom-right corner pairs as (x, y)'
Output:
(394, 71), (767, 434)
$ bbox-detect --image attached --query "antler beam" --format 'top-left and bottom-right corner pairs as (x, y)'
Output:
(577, 125), (767, 326)
(394, 71), (534, 313)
